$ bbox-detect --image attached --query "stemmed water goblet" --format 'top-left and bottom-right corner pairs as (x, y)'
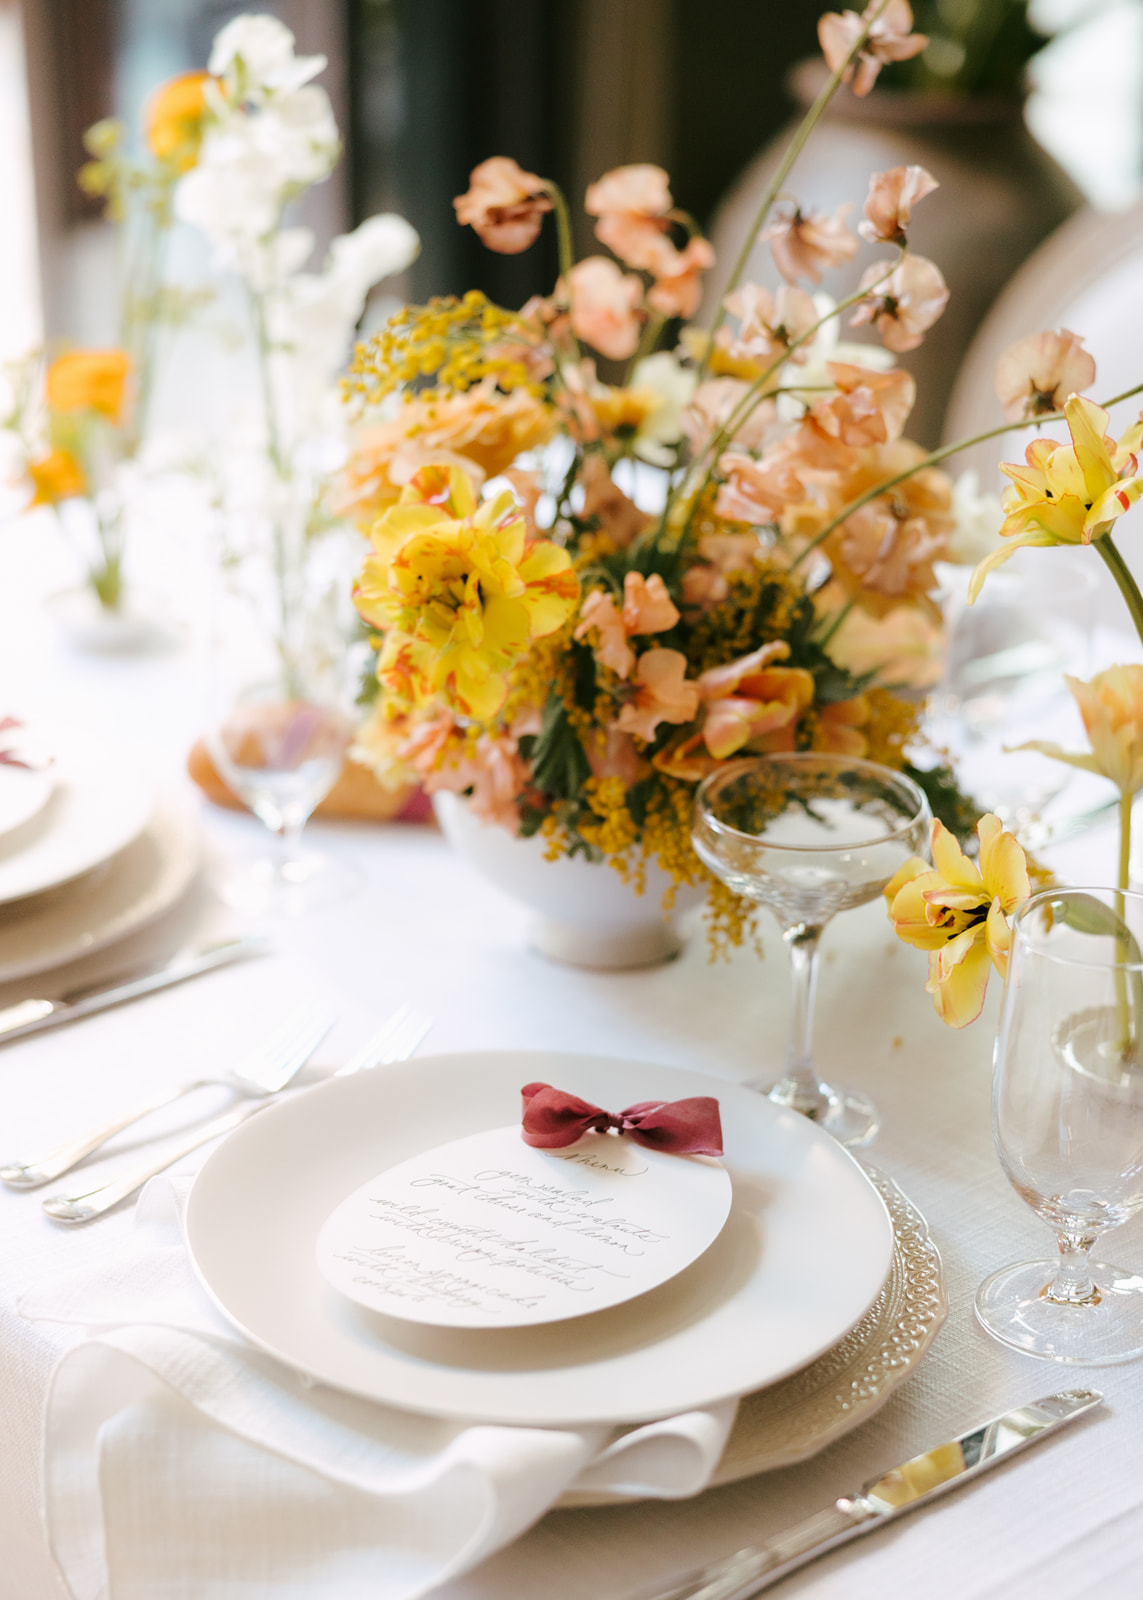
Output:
(692, 753), (930, 1146)
(975, 885), (1143, 1364)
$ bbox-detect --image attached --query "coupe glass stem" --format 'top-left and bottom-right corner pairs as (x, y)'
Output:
(768, 922), (831, 1120)
(277, 818), (305, 884)
(1045, 1231), (1102, 1307)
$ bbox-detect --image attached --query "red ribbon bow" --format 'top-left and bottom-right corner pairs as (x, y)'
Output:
(520, 1082), (723, 1157)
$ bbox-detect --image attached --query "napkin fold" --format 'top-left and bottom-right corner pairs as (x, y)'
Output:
(20, 1178), (738, 1600)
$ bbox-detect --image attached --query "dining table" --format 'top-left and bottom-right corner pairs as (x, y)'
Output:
(2, 510), (1142, 1600)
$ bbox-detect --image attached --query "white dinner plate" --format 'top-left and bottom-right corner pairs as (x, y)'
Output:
(187, 1052), (894, 1427)
(0, 794), (201, 982)
(0, 731), (154, 905)
(0, 763), (53, 841)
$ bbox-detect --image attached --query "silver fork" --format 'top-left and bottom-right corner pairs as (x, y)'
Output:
(42, 1005), (434, 1224)
(1, 1004), (336, 1190)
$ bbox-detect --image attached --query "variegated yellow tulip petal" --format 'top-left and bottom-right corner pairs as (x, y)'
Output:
(1086, 474), (1143, 538)
(985, 896), (1013, 978)
(977, 814), (1031, 911)
(883, 854), (929, 905)
(1009, 738), (1104, 776)
(1113, 414), (1143, 469)
(929, 819), (984, 893)
(1065, 394), (1117, 499)
(968, 532), (1059, 602)
(517, 544), (580, 637)
(890, 875), (963, 950)
(927, 928), (993, 1028)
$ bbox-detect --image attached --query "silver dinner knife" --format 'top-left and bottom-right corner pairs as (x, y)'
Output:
(642, 1389), (1103, 1600)
(0, 936), (268, 1046)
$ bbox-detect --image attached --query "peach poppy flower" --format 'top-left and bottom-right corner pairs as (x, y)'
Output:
(762, 203), (857, 285)
(623, 571), (680, 634)
(818, 0), (928, 98)
(586, 164), (673, 272)
(565, 257), (644, 360)
(859, 165), (938, 244)
(850, 255), (948, 353)
(719, 283), (818, 367)
(715, 448), (806, 525)
(647, 237), (716, 319)
(808, 362), (916, 450)
(575, 589), (635, 678)
(615, 649), (701, 741)
(993, 328), (1097, 423)
(454, 157), (552, 254)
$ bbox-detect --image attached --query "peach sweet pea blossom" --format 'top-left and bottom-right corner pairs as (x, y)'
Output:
(715, 447), (806, 525)
(419, 731), (530, 830)
(682, 379), (775, 456)
(647, 237), (717, 320)
(586, 726), (644, 785)
(850, 255), (948, 353)
(453, 157), (552, 254)
(763, 203), (857, 285)
(828, 502), (946, 616)
(579, 453), (652, 546)
(566, 257), (644, 360)
(818, 0), (928, 98)
(859, 165), (938, 244)
(623, 572), (680, 634)
(575, 589), (634, 678)
(615, 649), (701, 741)
(994, 328), (1097, 423)
(807, 361), (916, 450)
(885, 815), (1030, 1028)
(719, 283), (818, 367)
(586, 163), (672, 272)
(814, 696), (870, 757)
(1017, 666), (1143, 798)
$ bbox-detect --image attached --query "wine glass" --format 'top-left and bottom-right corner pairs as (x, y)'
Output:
(692, 753), (930, 1146)
(206, 531), (361, 917)
(975, 885), (1143, 1364)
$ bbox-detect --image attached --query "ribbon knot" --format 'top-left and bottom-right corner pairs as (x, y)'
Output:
(520, 1082), (723, 1157)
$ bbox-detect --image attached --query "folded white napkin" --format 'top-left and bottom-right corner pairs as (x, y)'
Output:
(20, 1177), (738, 1600)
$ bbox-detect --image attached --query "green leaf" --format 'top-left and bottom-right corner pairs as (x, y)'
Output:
(530, 695), (592, 800)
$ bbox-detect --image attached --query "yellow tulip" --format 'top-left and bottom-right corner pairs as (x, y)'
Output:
(46, 349), (131, 424)
(969, 395), (1143, 601)
(1018, 665), (1143, 797)
(885, 814), (1030, 1028)
(354, 465), (579, 722)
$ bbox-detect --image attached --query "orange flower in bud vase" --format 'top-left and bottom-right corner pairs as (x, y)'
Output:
(762, 203), (857, 285)
(886, 814), (1031, 1028)
(27, 448), (86, 506)
(850, 256), (948, 353)
(993, 328), (1096, 423)
(144, 70), (213, 172)
(46, 349), (131, 424)
(818, 0), (928, 98)
(859, 165), (938, 244)
(969, 395), (1143, 599)
(454, 158), (552, 254)
(1016, 666), (1143, 799)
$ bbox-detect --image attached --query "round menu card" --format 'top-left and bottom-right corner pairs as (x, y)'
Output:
(315, 1124), (732, 1328)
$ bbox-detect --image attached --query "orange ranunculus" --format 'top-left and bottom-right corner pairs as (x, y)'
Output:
(46, 349), (131, 423)
(144, 70), (213, 171)
(454, 158), (552, 254)
(28, 448), (86, 506)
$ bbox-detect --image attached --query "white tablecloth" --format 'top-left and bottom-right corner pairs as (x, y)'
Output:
(3, 516), (1143, 1600)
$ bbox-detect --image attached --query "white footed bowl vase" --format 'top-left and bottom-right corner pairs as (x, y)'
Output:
(432, 792), (702, 969)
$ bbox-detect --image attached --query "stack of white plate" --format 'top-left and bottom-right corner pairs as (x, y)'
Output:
(0, 721), (201, 984)
(187, 1051), (948, 1499)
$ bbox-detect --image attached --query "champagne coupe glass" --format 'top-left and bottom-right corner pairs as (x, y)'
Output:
(693, 753), (930, 1146)
(207, 518), (360, 917)
(975, 885), (1143, 1364)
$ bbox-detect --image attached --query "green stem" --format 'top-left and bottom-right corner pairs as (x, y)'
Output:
(1116, 788), (1133, 1055)
(1096, 534), (1143, 647)
(545, 180), (576, 284)
(817, 595), (856, 647)
(698, 0), (895, 380)
(792, 379), (1143, 571)
(627, 311), (666, 380)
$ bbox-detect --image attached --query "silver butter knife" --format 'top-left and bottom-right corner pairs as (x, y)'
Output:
(0, 936), (268, 1046)
(643, 1389), (1103, 1600)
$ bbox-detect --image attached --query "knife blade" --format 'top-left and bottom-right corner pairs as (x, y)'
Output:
(0, 936), (268, 1046)
(643, 1389), (1103, 1600)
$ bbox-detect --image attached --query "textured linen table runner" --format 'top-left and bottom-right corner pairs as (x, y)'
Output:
(19, 1176), (737, 1600)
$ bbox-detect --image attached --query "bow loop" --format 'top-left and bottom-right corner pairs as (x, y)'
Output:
(520, 1082), (723, 1157)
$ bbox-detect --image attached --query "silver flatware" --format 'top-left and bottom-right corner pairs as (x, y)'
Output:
(42, 1004), (433, 1223)
(2, 1000), (333, 1189)
(639, 1389), (1103, 1600)
(0, 935), (268, 1047)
